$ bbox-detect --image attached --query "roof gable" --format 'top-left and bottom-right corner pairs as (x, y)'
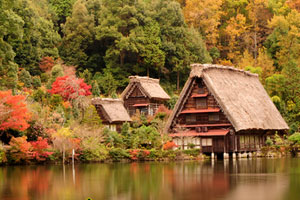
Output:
(121, 76), (170, 100)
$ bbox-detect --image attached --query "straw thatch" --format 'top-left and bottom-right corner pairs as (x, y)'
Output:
(165, 64), (289, 133)
(91, 98), (132, 123)
(121, 76), (170, 100)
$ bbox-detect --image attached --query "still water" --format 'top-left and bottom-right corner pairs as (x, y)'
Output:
(1, 158), (300, 200)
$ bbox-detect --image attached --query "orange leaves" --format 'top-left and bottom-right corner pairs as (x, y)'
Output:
(9, 136), (53, 162)
(39, 57), (55, 72)
(163, 141), (178, 150)
(0, 90), (31, 131)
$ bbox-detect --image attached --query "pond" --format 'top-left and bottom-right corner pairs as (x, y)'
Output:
(1, 158), (300, 200)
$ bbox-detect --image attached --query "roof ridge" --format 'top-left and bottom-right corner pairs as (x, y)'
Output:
(91, 98), (123, 104)
(129, 76), (160, 83)
(191, 63), (258, 77)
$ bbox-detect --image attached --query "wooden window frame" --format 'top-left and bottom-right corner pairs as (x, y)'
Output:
(186, 114), (196, 123)
(209, 113), (220, 122)
(196, 98), (207, 109)
(202, 138), (212, 146)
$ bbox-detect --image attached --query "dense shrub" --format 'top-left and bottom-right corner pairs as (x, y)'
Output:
(32, 76), (42, 88)
(80, 137), (108, 162)
(108, 148), (130, 161)
(8, 136), (32, 163)
(0, 144), (7, 164)
(183, 149), (201, 157)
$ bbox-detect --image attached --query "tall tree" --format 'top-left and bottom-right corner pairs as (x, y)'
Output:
(183, 0), (223, 48)
(0, 0), (23, 90)
(60, 0), (95, 70)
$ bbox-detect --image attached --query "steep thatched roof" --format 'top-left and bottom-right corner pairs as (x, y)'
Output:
(91, 98), (132, 123)
(165, 64), (289, 133)
(121, 76), (170, 100)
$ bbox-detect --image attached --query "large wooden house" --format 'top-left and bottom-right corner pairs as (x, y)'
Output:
(121, 76), (170, 116)
(92, 98), (132, 132)
(164, 64), (289, 157)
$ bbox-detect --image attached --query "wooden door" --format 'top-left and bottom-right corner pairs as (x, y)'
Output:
(213, 137), (225, 152)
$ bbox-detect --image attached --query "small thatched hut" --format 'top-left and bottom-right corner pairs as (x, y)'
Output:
(92, 98), (132, 132)
(121, 76), (170, 116)
(165, 64), (289, 156)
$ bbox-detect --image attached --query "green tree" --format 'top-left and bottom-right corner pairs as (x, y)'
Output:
(60, 0), (95, 69)
(0, 0), (23, 90)
(47, 64), (64, 89)
(19, 69), (32, 88)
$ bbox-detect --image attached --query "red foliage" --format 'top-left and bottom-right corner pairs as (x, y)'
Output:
(163, 141), (178, 150)
(0, 90), (31, 131)
(143, 150), (150, 156)
(48, 76), (92, 101)
(128, 149), (140, 160)
(39, 57), (55, 72)
(30, 137), (53, 161)
(128, 149), (150, 160)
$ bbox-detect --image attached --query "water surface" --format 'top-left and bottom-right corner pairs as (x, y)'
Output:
(1, 158), (300, 200)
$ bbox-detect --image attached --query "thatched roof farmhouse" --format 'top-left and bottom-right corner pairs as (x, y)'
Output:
(121, 76), (170, 116)
(165, 64), (288, 155)
(92, 98), (132, 132)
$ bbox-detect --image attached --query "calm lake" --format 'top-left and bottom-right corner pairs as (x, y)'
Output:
(1, 158), (300, 200)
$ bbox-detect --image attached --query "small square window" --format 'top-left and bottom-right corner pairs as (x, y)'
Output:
(196, 98), (207, 109)
(202, 138), (212, 146)
(186, 114), (196, 123)
(209, 114), (219, 121)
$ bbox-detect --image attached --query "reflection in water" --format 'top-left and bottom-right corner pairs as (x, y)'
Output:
(0, 158), (300, 200)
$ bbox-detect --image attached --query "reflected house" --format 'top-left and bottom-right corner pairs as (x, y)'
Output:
(92, 98), (132, 132)
(121, 76), (170, 116)
(164, 64), (289, 154)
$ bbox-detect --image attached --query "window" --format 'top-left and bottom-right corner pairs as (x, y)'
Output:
(201, 138), (212, 146)
(140, 107), (148, 115)
(198, 82), (205, 94)
(186, 114), (196, 123)
(209, 114), (219, 121)
(240, 135), (245, 148)
(109, 124), (117, 132)
(196, 98), (207, 109)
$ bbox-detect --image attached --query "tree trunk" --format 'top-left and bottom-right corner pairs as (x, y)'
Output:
(147, 66), (149, 77)
(177, 71), (180, 91)
(120, 51), (125, 66)
(63, 144), (65, 164)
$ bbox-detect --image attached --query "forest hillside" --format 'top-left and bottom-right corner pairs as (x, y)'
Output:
(0, 0), (299, 138)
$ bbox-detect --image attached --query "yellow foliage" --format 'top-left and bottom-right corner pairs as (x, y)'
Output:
(54, 127), (73, 138)
(183, 0), (223, 47)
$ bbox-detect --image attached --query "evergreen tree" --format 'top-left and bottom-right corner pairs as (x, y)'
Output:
(60, 0), (95, 69)
(91, 80), (100, 96)
(19, 69), (32, 88)
(0, 0), (23, 90)
(47, 64), (64, 89)
(32, 76), (42, 88)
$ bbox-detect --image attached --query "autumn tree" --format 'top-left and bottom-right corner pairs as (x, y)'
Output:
(184, 0), (223, 48)
(39, 57), (55, 72)
(48, 75), (92, 101)
(0, 90), (31, 132)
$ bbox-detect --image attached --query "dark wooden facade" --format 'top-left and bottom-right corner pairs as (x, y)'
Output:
(170, 78), (270, 153)
(123, 84), (165, 116)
